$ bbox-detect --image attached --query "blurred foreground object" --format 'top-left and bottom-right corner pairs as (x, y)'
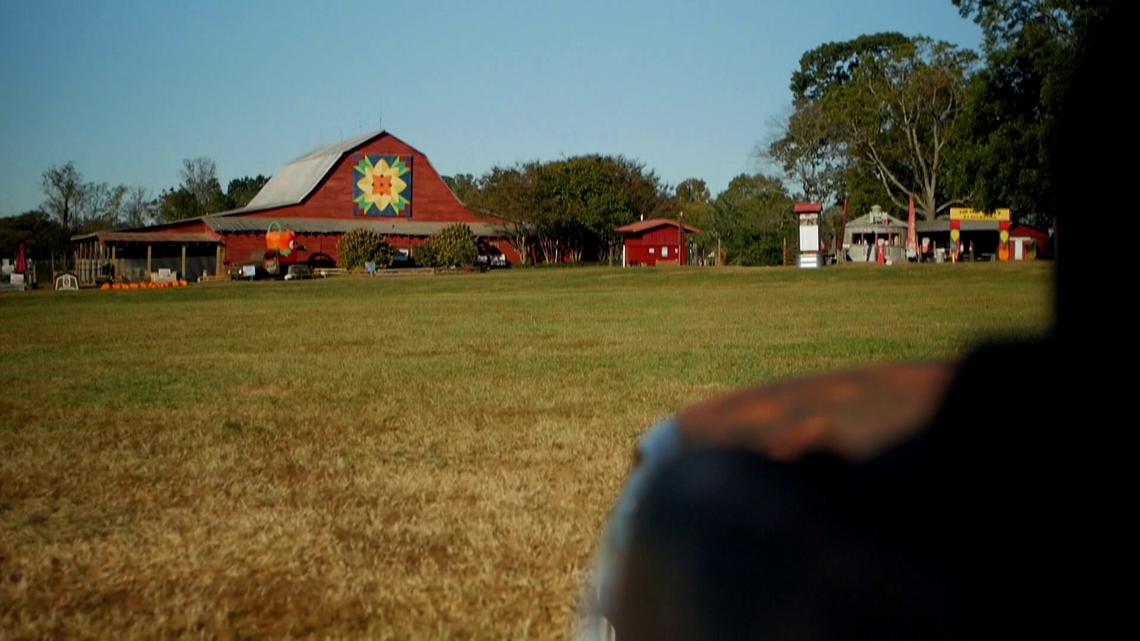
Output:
(578, 0), (1134, 634)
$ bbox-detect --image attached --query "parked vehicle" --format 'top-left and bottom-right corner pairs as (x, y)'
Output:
(392, 249), (414, 267)
(284, 264), (312, 280)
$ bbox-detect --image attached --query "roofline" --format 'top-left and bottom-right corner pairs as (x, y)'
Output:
(109, 130), (477, 233)
(218, 130), (474, 218)
(616, 218), (701, 234)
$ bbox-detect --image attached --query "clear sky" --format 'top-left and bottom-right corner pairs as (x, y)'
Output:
(0, 0), (981, 216)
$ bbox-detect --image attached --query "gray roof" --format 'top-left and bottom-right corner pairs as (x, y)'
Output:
(203, 216), (506, 238)
(915, 220), (1002, 232)
(72, 231), (220, 244)
(244, 129), (386, 211)
(844, 212), (910, 231)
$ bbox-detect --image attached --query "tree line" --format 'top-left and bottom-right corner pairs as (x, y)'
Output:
(444, 157), (799, 267)
(1, 157), (267, 259)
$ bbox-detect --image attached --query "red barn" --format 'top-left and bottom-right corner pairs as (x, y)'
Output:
(616, 219), (700, 267)
(72, 130), (520, 282)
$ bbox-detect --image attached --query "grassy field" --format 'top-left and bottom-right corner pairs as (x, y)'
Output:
(0, 263), (1053, 640)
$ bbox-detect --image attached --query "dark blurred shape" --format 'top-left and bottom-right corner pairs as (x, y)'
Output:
(607, 1), (1131, 638)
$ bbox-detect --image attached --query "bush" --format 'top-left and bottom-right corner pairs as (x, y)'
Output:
(423, 224), (478, 268)
(336, 228), (393, 270)
(415, 240), (437, 268)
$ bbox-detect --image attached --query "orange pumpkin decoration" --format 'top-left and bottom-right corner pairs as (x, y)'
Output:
(100, 283), (110, 290)
(266, 221), (297, 257)
(112, 283), (122, 290)
(178, 279), (188, 287)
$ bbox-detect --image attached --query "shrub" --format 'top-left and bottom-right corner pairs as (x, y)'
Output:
(336, 228), (393, 270)
(415, 240), (437, 268)
(424, 224), (478, 268)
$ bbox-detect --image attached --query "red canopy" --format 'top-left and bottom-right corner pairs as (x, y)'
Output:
(15, 243), (27, 273)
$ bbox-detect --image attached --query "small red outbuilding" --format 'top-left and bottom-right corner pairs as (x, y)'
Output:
(616, 218), (700, 267)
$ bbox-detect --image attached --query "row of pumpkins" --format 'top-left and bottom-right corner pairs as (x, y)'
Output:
(100, 280), (189, 290)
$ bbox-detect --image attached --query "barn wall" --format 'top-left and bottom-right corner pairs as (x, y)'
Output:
(220, 231), (522, 267)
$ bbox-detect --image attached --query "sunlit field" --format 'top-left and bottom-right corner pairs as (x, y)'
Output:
(1, 263), (1053, 639)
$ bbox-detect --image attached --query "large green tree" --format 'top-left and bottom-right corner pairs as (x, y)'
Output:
(952, 0), (1110, 227)
(467, 155), (673, 264)
(465, 163), (542, 265)
(767, 34), (906, 217)
(672, 178), (714, 256)
(535, 155), (672, 262)
(826, 37), (978, 220)
(769, 33), (976, 221)
(706, 174), (794, 267)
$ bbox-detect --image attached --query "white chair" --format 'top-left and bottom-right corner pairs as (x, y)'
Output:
(55, 273), (79, 291)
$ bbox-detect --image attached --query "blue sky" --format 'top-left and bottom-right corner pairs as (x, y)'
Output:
(0, 0), (981, 216)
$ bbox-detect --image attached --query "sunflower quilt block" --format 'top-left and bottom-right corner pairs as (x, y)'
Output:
(352, 154), (412, 217)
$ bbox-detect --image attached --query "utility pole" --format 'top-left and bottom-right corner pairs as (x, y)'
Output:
(679, 211), (686, 265)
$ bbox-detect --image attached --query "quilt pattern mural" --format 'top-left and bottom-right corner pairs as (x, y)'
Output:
(353, 154), (412, 217)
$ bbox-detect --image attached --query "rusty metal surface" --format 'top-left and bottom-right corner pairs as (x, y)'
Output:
(675, 361), (961, 464)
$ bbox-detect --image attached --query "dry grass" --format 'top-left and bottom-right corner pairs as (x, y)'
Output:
(0, 263), (1053, 639)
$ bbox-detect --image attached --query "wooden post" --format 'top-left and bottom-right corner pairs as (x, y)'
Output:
(181, 244), (187, 280)
(216, 244), (224, 280)
(146, 244), (152, 279)
(111, 246), (117, 281)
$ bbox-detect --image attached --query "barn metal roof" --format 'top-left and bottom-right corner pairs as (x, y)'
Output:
(203, 216), (506, 238)
(616, 218), (701, 235)
(71, 231), (221, 244)
(243, 130), (386, 211)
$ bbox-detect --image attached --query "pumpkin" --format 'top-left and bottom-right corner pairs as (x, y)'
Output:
(100, 283), (110, 290)
(178, 279), (188, 287)
(112, 283), (122, 290)
(266, 221), (297, 257)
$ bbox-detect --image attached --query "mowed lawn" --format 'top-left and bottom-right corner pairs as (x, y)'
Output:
(1, 263), (1053, 640)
